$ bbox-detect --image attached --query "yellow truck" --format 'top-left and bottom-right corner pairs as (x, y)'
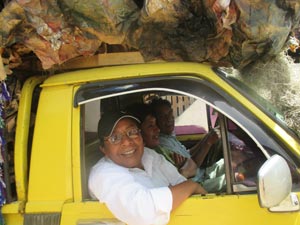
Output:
(2, 53), (300, 225)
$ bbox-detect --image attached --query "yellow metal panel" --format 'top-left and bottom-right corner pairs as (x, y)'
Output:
(2, 201), (25, 225)
(41, 62), (214, 87)
(170, 194), (298, 225)
(24, 201), (66, 213)
(26, 84), (73, 212)
(60, 202), (115, 225)
(59, 194), (300, 225)
(71, 85), (83, 202)
(1, 201), (24, 213)
(2, 213), (23, 225)
(39, 62), (300, 157)
(14, 76), (46, 202)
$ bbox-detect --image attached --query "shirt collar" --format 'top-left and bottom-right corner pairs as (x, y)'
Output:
(159, 132), (176, 138)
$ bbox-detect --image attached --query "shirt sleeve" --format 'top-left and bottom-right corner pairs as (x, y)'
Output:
(159, 136), (176, 153)
(89, 165), (173, 225)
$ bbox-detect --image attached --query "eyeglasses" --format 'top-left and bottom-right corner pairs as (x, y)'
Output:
(104, 127), (141, 145)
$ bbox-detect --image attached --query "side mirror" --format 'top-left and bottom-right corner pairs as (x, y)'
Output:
(257, 154), (292, 208)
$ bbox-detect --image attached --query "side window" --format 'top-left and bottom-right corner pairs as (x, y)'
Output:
(167, 96), (208, 136)
(206, 106), (300, 193)
(81, 100), (103, 199)
(143, 94), (208, 136)
(162, 96), (209, 150)
(78, 77), (300, 198)
(80, 92), (272, 197)
(227, 119), (267, 189)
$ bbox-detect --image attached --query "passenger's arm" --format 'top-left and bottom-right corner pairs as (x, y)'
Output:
(190, 130), (219, 167)
(153, 150), (206, 210)
(172, 152), (187, 168)
(169, 180), (207, 210)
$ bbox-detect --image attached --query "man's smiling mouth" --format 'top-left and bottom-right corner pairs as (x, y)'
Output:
(122, 149), (136, 156)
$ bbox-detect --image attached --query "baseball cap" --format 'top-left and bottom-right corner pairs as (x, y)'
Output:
(97, 111), (141, 141)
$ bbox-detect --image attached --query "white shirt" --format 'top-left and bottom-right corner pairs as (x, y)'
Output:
(88, 147), (186, 225)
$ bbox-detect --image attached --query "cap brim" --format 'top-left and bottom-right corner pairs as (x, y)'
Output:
(107, 115), (140, 137)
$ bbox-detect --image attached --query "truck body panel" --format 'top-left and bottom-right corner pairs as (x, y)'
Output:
(2, 61), (299, 225)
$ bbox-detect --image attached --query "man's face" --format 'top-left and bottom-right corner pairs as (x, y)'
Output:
(141, 115), (160, 149)
(101, 118), (144, 169)
(156, 104), (175, 135)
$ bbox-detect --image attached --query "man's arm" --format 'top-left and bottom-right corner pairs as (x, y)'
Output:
(189, 130), (219, 167)
(169, 180), (207, 210)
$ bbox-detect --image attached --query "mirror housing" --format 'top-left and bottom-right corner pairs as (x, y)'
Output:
(257, 154), (292, 208)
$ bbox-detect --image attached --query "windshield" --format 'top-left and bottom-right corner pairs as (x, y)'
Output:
(214, 67), (299, 138)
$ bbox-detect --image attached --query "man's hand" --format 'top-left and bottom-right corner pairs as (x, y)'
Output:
(206, 128), (220, 146)
(193, 183), (208, 195)
(169, 180), (207, 210)
(172, 153), (186, 168)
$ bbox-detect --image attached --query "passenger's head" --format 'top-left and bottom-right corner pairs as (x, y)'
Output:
(97, 111), (144, 169)
(127, 103), (160, 149)
(150, 98), (175, 135)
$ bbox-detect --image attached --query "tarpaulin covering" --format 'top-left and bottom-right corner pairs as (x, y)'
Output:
(0, 0), (299, 76)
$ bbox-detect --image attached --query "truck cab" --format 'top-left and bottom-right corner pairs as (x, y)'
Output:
(2, 53), (300, 225)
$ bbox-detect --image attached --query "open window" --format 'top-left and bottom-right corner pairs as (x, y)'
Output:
(78, 75), (300, 199)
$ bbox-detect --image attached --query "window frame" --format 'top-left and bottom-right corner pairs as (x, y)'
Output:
(78, 75), (299, 198)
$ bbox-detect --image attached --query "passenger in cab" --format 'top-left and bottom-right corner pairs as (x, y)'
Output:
(149, 98), (226, 192)
(88, 111), (206, 225)
(127, 103), (198, 179)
